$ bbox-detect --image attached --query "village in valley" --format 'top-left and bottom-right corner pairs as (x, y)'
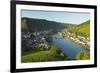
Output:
(21, 10), (90, 62)
(22, 27), (90, 52)
(21, 30), (53, 49)
(59, 29), (90, 49)
(21, 29), (69, 62)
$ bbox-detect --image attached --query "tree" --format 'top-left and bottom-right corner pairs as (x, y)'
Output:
(21, 19), (28, 30)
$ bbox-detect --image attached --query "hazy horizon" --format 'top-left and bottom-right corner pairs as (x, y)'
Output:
(21, 10), (90, 24)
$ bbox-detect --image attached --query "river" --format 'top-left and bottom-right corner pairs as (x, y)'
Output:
(52, 34), (86, 59)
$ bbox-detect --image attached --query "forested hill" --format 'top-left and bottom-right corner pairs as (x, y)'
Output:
(67, 20), (90, 38)
(21, 17), (72, 32)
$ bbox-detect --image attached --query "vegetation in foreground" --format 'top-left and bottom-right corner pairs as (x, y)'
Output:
(76, 51), (90, 60)
(21, 44), (68, 63)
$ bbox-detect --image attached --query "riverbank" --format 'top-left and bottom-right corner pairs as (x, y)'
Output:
(52, 34), (87, 59)
(59, 31), (90, 50)
(56, 33), (90, 60)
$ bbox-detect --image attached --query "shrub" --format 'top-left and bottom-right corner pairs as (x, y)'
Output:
(76, 51), (90, 60)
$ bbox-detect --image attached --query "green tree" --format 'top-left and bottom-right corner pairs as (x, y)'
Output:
(21, 19), (28, 30)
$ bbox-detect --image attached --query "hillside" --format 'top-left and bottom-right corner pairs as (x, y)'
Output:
(21, 44), (68, 62)
(21, 17), (72, 32)
(67, 20), (90, 38)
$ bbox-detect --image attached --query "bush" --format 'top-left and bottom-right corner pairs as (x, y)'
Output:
(76, 51), (90, 60)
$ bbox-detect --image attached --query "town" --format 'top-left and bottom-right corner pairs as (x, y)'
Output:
(59, 30), (90, 49)
(21, 30), (52, 49)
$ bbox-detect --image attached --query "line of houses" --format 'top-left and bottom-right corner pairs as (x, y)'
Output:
(60, 31), (90, 46)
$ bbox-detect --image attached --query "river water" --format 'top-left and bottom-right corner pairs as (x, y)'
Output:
(52, 34), (86, 59)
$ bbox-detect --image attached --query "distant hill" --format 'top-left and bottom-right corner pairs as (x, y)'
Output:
(21, 17), (72, 32)
(67, 20), (90, 38)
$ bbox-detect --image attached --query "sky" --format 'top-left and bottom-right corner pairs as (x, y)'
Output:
(21, 10), (90, 24)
